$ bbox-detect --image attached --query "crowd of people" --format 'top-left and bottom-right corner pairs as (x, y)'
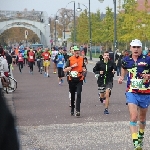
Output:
(93, 39), (150, 150)
(0, 38), (150, 150)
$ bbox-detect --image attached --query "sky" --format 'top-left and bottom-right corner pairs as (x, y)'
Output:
(0, 0), (122, 17)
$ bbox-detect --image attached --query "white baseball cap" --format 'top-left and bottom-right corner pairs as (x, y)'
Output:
(130, 39), (142, 47)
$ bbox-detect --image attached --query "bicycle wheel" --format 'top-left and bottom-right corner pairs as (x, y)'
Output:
(7, 76), (17, 93)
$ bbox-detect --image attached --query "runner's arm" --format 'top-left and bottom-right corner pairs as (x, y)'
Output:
(63, 60), (71, 72)
(93, 62), (101, 74)
(120, 58), (128, 79)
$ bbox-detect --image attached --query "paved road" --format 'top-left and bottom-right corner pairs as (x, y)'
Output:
(10, 62), (150, 150)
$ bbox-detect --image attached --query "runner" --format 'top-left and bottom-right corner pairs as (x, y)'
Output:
(81, 51), (88, 83)
(93, 51), (116, 114)
(67, 46), (75, 106)
(11, 48), (16, 65)
(37, 48), (43, 73)
(118, 39), (150, 150)
(51, 47), (58, 74)
(42, 48), (51, 77)
(24, 48), (28, 66)
(28, 48), (35, 74)
(55, 47), (65, 85)
(64, 46), (86, 116)
(16, 50), (24, 73)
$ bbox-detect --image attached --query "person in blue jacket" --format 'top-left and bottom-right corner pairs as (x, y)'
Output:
(55, 47), (65, 85)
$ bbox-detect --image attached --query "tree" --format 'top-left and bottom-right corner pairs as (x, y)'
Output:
(76, 10), (89, 44)
(91, 10), (102, 44)
(99, 7), (114, 49)
(118, 0), (150, 47)
(50, 8), (75, 40)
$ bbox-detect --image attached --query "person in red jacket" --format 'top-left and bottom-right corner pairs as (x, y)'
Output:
(16, 50), (24, 73)
(27, 48), (35, 74)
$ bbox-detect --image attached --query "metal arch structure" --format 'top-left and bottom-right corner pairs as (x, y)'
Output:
(0, 10), (51, 48)
(0, 22), (41, 40)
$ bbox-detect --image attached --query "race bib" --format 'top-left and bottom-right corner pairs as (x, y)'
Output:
(30, 56), (33, 59)
(45, 60), (49, 62)
(131, 79), (143, 89)
(70, 71), (78, 77)
(37, 59), (40, 61)
(19, 57), (22, 60)
(58, 61), (63, 64)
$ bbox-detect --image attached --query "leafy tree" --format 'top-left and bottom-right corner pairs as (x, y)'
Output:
(76, 10), (88, 44)
(100, 7), (114, 48)
(91, 10), (102, 44)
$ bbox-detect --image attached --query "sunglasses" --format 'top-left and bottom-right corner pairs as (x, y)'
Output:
(133, 46), (141, 48)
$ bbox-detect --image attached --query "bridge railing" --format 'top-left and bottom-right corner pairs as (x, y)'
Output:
(0, 10), (43, 22)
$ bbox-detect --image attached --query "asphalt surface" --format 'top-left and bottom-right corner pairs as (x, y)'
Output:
(8, 60), (150, 150)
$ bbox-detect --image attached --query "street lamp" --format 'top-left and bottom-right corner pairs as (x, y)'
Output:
(65, 1), (76, 45)
(76, 1), (92, 60)
(98, 0), (117, 52)
(63, 12), (68, 45)
(54, 15), (58, 46)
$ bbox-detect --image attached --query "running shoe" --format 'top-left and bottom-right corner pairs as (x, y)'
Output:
(134, 145), (142, 150)
(138, 134), (144, 147)
(104, 109), (109, 114)
(76, 111), (80, 117)
(71, 108), (74, 116)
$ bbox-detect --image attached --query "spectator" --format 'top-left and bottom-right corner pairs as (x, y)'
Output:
(0, 89), (19, 150)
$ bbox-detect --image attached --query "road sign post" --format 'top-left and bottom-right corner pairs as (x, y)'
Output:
(25, 30), (28, 47)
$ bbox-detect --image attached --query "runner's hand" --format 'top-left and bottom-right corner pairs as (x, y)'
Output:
(118, 76), (124, 84)
(112, 70), (116, 74)
(142, 74), (150, 80)
(100, 71), (103, 74)
(71, 63), (78, 68)
(64, 67), (72, 72)
(83, 68), (86, 72)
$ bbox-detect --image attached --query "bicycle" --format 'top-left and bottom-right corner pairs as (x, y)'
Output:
(3, 72), (17, 93)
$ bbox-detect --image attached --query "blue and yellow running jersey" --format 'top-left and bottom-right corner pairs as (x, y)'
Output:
(122, 54), (150, 94)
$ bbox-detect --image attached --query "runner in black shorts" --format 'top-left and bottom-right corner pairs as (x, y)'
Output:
(93, 51), (116, 114)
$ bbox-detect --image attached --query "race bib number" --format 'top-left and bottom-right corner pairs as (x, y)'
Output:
(131, 79), (143, 89)
(70, 71), (78, 77)
(58, 61), (63, 64)
(30, 56), (33, 59)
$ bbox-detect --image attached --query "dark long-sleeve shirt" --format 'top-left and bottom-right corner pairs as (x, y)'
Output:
(93, 59), (116, 85)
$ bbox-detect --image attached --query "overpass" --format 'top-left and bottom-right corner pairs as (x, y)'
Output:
(0, 10), (51, 48)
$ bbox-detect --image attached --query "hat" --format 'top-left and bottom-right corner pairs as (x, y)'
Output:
(130, 39), (142, 47)
(73, 46), (79, 51)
